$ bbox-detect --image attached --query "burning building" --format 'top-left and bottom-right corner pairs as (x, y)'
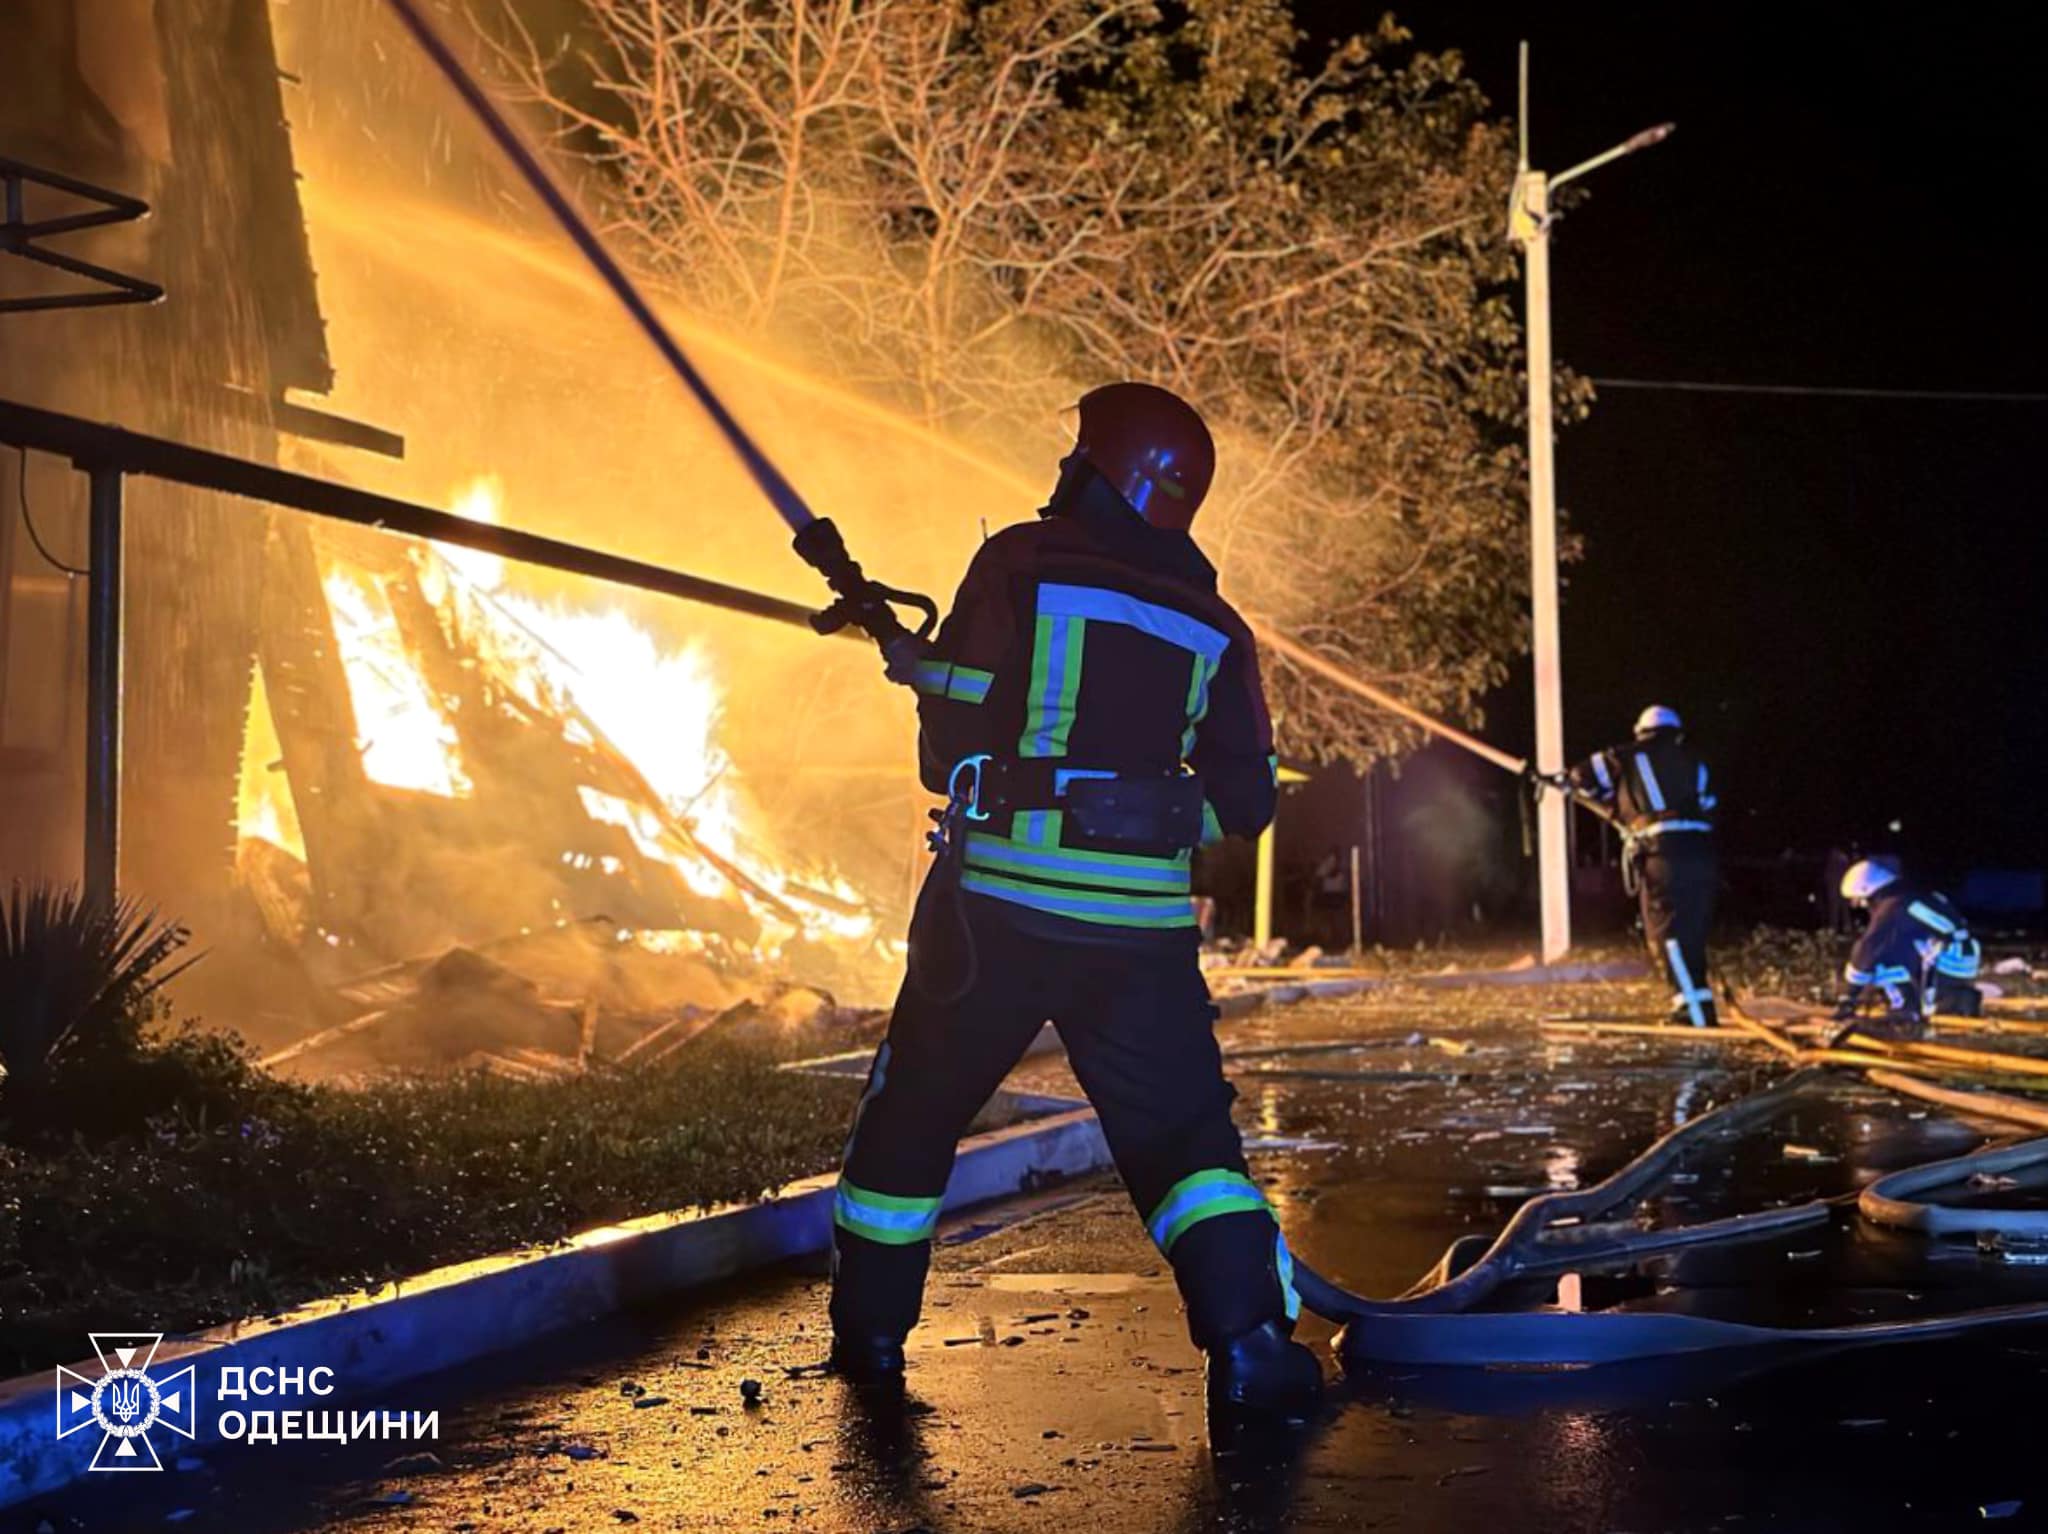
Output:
(2, 0), (331, 934)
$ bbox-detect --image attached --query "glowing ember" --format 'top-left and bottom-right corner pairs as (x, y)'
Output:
(634, 929), (710, 956)
(439, 473), (507, 592)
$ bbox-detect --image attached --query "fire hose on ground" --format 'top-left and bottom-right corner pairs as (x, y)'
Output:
(1281, 1002), (2048, 1364)
(1860, 1136), (2048, 1240)
(1291, 1064), (2048, 1366)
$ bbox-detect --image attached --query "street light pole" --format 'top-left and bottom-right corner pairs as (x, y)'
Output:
(1509, 41), (1673, 962)
(1516, 139), (1567, 963)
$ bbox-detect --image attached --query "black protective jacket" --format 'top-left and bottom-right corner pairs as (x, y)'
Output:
(1570, 729), (1717, 840)
(907, 479), (1276, 935)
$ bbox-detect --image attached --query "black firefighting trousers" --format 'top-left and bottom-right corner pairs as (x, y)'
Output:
(829, 894), (1296, 1351)
(1638, 835), (1717, 1023)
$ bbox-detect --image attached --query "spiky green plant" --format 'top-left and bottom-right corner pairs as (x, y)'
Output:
(0, 881), (194, 1107)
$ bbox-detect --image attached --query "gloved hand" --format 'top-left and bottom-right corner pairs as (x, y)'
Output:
(879, 633), (931, 687)
(792, 517), (939, 685)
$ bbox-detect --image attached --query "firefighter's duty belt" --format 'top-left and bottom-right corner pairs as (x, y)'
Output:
(950, 756), (1207, 849)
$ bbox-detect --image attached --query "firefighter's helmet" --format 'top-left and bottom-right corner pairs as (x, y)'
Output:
(1073, 383), (1216, 532)
(1841, 856), (1902, 905)
(1634, 704), (1683, 737)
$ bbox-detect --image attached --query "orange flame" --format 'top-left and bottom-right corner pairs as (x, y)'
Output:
(236, 658), (306, 860)
(238, 476), (876, 954)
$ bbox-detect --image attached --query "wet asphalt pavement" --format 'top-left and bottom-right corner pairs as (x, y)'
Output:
(22, 981), (2048, 1532)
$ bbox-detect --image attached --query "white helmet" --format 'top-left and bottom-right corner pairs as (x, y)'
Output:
(1634, 704), (1683, 737)
(1840, 856), (1901, 905)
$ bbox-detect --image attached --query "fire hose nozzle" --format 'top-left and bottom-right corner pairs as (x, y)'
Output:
(790, 516), (854, 587)
(792, 518), (939, 680)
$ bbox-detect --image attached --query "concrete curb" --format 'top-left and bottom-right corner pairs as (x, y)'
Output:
(0, 1103), (1109, 1509)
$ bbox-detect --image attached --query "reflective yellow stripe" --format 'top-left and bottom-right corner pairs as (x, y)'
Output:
(1019, 614), (1084, 757)
(1181, 652), (1217, 757)
(833, 1177), (943, 1245)
(1147, 1169), (1271, 1252)
(960, 870), (1196, 927)
(964, 829), (1190, 891)
(911, 660), (993, 703)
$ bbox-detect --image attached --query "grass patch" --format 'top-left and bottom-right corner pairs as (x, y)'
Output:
(0, 1029), (864, 1378)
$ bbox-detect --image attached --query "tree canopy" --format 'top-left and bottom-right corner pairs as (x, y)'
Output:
(490, 0), (1575, 763)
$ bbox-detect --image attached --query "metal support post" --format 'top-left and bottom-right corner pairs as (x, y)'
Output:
(83, 468), (123, 907)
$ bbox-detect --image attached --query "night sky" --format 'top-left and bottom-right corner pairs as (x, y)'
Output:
(1295, 3), (2048, 873)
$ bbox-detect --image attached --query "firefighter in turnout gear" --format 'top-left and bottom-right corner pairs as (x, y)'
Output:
(1833, 857), (1983, 1033)
(1565, 705), (1720, 1027)
(828, 383), (1321, 1421)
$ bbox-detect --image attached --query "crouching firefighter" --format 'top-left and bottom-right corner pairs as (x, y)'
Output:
(1833, 856), (1982, 1036)
(826, 382), (1322, 1421)
(1562, 705), (1720, 1027)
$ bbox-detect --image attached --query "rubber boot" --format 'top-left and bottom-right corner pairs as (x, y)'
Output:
(1205, 1320), (1323, 1421)
(829, 1333), (906, 1391)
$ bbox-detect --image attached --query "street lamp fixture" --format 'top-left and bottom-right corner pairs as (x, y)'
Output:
(1509, 42), (1674, 962)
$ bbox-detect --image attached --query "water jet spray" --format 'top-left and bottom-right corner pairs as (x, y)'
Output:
(377, 0), (934, 674)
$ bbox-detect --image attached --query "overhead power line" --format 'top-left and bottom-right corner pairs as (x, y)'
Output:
(1590, 377), (2048, 404)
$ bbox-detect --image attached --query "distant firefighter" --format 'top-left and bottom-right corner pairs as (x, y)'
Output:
(1833, 857), (1982, 1034)
(1560, 705), (1720, 1027)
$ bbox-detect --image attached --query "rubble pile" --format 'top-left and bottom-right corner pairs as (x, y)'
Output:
(260, 924), (886, 1081)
